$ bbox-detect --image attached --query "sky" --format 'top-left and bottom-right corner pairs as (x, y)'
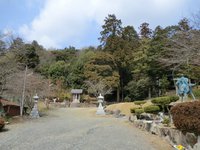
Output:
(0, 0), (200, 49)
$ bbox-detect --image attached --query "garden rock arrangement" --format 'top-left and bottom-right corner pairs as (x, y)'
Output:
(131, 118), (200, 149)
(129, 99), (200, 150)
(105, 109), (126, 118)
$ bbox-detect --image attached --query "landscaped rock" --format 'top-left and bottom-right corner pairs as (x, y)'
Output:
(113, 109), (121, 117)
(193, 136), (200, 150)
(139, 113), (153, 120)
(131, 119), (200, 149)
(129, 115), (137, 122)
(143, 120), (153, 132)
(119, 113), (126, 117)
(105, 109), (114, 115)
(186, 132), (198, 148)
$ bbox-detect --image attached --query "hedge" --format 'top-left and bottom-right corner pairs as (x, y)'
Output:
(151, 95), (179, 105)
(170, 101), (200, 135)
(130, 108), (144, 115)
(151, 95), (179, 112)
(169, 95), (180, 102)
(144, 105), (160, 114)
(134, 100), (147, 105)
(135, 109), (144, 115)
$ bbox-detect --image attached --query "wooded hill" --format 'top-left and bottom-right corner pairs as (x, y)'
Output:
(0, 13), (200, 104)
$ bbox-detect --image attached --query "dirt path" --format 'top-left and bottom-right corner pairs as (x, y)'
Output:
(0, 108), (172, 150)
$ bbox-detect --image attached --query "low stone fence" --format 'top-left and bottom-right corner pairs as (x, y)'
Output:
(129, 116), (200, 150)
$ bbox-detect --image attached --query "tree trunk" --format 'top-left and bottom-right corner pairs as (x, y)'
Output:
(117, 86), (120, 102)
(121, 80), (124, 102)
(148, 87), (151, 99)
(20, 65), (27, 117)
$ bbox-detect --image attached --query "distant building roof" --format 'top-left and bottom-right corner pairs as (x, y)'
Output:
(71, 89), (83, 94)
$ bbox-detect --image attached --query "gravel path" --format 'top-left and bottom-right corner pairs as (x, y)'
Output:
(0, 108), (172, 150)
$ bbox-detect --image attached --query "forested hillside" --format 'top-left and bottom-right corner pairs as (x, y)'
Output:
(0, 13), (200, 104)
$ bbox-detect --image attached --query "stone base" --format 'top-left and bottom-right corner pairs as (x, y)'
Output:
(30, 109), (40, 119)
(96, 108), (105, 115)
(70, 102), (81, 108)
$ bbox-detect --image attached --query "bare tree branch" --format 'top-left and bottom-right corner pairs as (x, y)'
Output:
(84, 80), (113, 97)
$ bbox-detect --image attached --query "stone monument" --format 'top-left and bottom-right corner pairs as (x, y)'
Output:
(175, 75), (196, 102)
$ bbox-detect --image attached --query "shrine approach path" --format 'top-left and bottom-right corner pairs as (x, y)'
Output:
(0, 108), (172, 150)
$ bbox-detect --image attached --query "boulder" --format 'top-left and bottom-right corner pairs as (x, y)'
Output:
(185, 132), (198, 148)
(193, 136), (200, 150)
(129, 115), (137, 122)
(113, 109), (121, 117)
(138, 113), (153, 120)
(105, 110), (114, 115)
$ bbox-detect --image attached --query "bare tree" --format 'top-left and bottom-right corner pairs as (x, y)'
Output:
(5, 70), (52, 113)
(0, 33), (17, 96)
(84, 80), (112, 97)
(160, 30), (200, 77)
(191, 10), (200, 30)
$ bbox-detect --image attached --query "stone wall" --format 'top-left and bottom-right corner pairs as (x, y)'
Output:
(130, 117), (200, 150)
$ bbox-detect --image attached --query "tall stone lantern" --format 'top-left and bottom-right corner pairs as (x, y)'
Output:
(96, 93), (105, 115)
(30, 94), (40, 118)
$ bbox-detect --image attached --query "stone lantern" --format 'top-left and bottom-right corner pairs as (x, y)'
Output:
(96, 93), (105, 115)
(30, 94), (40, 118)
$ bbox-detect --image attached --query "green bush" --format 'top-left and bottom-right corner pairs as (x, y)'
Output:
(162, 117), (170, 126)
(151, 95), (179, 105)
(134, 100), (146, 105)
(151, 95), (179, 112)
(151, 97), (170, 105)
(144, 105), (160, 114)
(193, 89), (200, 99)
(169, 95), (179, 102)
(135, 108), (144, 115)
(124, 96), (131, 102)
(130, 108), (144, 115)
(171, 101), (200, 135)
(130, 108), (135, 113)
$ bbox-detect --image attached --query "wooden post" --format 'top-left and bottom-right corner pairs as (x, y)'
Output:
(20, 65), (27, 117)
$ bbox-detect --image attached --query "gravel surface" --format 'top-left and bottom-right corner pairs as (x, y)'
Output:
(0, 108), (172, 150)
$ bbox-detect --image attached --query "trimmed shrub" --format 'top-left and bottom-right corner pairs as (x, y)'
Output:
(169, 95), (179, 102)
(130, 108), (135, 114)
(134, 100), (147, 105)
(144, 105), (160, 114)
(151, 95), (179, 112)
(171, 101), (200, 135)
(135, 108), (144, 115)
(130, 108), (144, 115)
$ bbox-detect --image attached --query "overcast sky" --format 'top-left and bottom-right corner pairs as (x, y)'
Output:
(0, 0), (199, 49)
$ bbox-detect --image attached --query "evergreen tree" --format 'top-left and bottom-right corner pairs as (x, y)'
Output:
(139, 22), (152, 38)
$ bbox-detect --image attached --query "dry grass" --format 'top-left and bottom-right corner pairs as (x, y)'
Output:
(105, 101), (152, 116)
(38, 101), (50, 112)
